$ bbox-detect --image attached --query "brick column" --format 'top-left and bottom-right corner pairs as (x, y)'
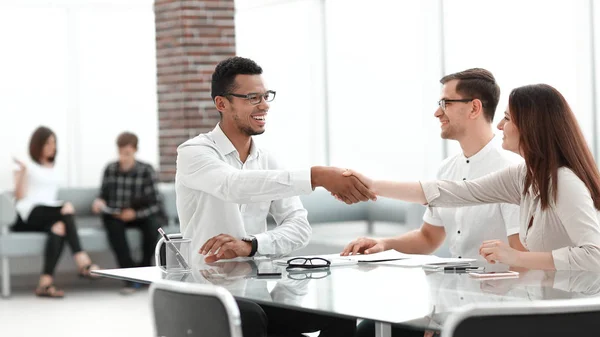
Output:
(154, 0), (235, 181)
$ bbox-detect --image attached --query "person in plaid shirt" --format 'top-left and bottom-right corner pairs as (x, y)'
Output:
(91, 132), (161, 293)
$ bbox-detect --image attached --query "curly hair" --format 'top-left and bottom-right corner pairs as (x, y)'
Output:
(211, 56), (263, 103)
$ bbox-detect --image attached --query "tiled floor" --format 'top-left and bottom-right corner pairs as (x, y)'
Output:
(0, 222), (415, 337)
(0, 283), (153, 337)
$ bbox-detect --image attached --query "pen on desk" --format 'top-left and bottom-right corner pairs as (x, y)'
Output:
(158, 228), (190, 269)
(443, 266), (483, 271)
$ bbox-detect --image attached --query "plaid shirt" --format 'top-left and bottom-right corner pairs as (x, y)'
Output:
(100, 160), (160, 219)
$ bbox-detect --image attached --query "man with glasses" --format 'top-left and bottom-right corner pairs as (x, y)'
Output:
(176, 56), (363, 337)
(341, 68), (526, 337)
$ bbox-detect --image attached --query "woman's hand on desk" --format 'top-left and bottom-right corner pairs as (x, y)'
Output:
(340, 237), (385, 256)
(479, 240), (521, 266)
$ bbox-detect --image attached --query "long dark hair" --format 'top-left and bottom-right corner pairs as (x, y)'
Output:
(29, 126), (56, 164)
(509, 84), (600, 210)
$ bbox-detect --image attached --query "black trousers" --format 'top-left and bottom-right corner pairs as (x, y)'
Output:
(12, 205), (83, 276)
(355, 320), (428, 337)
(237, 299), (268, 337)
(237, 299), (356, 337)
(102, 214), (160, 269)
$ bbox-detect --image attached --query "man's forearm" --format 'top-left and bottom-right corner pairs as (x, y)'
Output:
(254, 213), (311, 255)
(310, 166), (333, 189)
(310, 166), (323, 189)
(183, 167), (312, 204)
(381, 230), (439, 255)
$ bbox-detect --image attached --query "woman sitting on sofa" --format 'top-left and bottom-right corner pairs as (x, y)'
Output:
(12, 126), (99, 298)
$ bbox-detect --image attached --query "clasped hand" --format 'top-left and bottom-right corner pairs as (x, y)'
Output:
(319, 167), (376, 204)
(479, 240), (521, 265)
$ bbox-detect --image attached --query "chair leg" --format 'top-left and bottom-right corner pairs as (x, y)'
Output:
(1, 257), (10, 298)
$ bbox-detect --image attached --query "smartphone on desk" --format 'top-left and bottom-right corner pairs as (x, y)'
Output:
(468, 271), (519, 279)
(257, 267), (283, 278)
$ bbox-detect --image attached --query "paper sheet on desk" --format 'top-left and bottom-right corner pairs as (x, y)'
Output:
(378, 256), (476, 267)
(342, 249), (419, 262)
(273, 254), (358, 267)
(274, 250), (421, 266)
(275, 251), (475, 267)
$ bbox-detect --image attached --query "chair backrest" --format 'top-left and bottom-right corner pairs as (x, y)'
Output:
(158, 183), (178, 225)
(150, 280), (242, 337)
(298, 188), (369, 224)
(444, 298), (600, 337)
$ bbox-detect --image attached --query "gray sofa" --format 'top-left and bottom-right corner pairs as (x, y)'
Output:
(0, 185), (179, 298)
(0, 186), (423, 297)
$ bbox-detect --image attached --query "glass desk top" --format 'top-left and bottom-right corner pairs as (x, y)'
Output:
(93, 259), (600, 331)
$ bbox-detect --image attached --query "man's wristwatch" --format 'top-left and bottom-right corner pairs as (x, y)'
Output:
(242, 235), (258, 257)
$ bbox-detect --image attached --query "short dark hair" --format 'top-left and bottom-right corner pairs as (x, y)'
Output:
(116, 132), (138, 149)
(211, 57), (263, 116)
(29, 126), (56, 164)
(440, 68), (500, 123)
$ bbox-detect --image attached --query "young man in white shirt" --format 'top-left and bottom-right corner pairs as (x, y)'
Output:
(176, 57), (371, 337)
(340, 68), (526, 337)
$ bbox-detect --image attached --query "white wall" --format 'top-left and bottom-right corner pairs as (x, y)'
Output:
(236, 0), (600, 176)
(236, 0), (444, 180)
(325, 0), (444, 180)
(235, 0), (328, 169)
(443, 0), (594, 157)
(0, 0), (158, 191)
(2, 0), (599, 186)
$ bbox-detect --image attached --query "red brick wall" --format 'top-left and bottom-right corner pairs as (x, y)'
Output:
(154, 0), (235, 181)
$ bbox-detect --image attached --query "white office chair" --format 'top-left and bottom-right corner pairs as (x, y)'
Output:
(150, 280), (243, 337)
(443, 298), (600, 337)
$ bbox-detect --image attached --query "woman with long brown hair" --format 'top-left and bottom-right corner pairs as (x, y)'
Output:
(342, 84), (600, 271)
(12, 126), (99, 298)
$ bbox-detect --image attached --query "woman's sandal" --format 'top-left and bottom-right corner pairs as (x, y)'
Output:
(35, 284), (64, 298)
(78, 264), (101, 280)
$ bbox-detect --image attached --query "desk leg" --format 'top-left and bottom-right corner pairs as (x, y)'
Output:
(375, 322), (392, 337)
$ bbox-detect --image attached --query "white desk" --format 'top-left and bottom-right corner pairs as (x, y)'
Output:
(93, 260), (600, 337)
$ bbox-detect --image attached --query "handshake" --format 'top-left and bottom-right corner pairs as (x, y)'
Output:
(310, 166), (376, 204)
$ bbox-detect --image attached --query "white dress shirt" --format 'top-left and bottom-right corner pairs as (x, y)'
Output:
(176, 124), (313, 264)
(423, 136), (522, 259)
